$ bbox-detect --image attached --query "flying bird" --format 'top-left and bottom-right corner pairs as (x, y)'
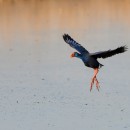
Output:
(63, 34), (128, 91)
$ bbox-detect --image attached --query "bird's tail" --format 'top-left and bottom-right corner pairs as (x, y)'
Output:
(99, 63), (104, 69)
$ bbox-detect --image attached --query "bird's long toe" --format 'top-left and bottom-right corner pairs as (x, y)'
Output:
(96, 84), (100, 91)
(95, 78), (100, 91)
(90, 78), (95, 91)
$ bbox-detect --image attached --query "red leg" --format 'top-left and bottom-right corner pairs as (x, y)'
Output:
(90, 78), (94, 92)
(95, 76), (100, 91)
(90, 68), (99, 91)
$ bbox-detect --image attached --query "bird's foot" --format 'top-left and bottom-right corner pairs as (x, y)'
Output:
(95, 77), (100, 91)
(90, 78), (95, 92)
(90, 87), (92, 92)
(96, 86), (100, 91)
(96, 81), (100, 91)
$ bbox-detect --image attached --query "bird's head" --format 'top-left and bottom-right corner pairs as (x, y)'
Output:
(70, 52), (80, 58)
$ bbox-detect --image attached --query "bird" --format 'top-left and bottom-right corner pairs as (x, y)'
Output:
(63, 34), (128, 91)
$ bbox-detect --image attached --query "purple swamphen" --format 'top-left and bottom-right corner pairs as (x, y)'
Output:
(63, 34), (128, 91)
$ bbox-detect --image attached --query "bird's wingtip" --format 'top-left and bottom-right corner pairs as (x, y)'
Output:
(123, 45), (128, 51)
(63, 34), (71, 40)
(63, 34), (68, 41)
(63, 33), (67, 38)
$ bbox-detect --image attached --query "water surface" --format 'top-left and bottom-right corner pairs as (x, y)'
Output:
(0, 1), (130, 130)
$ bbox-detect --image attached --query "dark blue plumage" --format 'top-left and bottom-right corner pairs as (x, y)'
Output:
(63, 34), (128, 91)
(63, 34), (89, 54)
(63, 34), (127, 69)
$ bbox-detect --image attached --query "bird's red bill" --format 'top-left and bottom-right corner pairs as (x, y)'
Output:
(70, 53), (74, 58)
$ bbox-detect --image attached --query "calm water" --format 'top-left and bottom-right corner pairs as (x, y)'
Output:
(0, 0), (130, 68)
(0, 1), (130, 130)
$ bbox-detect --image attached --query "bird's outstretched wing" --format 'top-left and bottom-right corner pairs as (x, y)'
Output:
(90, 46), (128, 59)
(63, 34), (89, 54)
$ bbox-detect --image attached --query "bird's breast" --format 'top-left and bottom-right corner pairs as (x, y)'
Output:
(82, 56), (100, 68)
(82, 55), (90, 62)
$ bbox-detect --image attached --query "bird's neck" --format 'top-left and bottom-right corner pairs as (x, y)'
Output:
(75, 53), (82, 59)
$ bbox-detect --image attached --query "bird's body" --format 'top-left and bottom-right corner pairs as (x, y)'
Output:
(82, 54), (102, 68)
(63, 34), (128, 91)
